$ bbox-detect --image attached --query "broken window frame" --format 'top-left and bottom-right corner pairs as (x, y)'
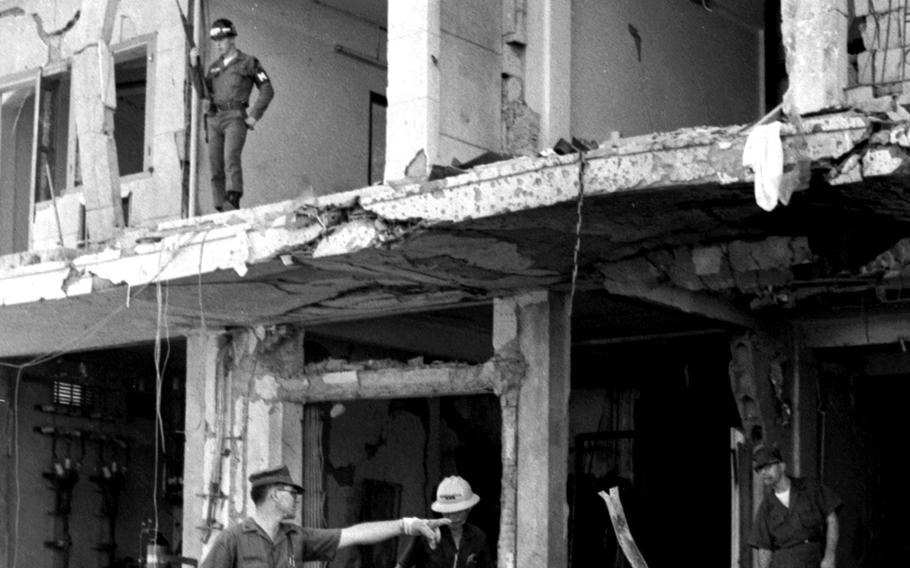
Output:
(368, 91), (387, 185)
(0, 67), (42, 253)
(36, 61), (76, 198)
(111, 33), (156, 181)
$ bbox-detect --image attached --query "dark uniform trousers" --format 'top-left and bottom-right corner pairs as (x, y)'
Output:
(207, 108), (248, 209)
(201, 50), (274, 211)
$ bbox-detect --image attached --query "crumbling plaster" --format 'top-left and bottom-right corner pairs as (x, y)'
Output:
(1, 0), (190, 246)
(3, 111), (910, 357)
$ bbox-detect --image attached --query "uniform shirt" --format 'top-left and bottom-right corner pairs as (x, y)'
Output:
(397, 523), (493, 568)
(750, 476), (841, 552)
(204, 50), (275, 120)
(201, 518), (341, 568)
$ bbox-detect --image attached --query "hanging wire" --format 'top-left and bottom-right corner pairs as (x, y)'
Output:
(567, 152), (587, 319)
(0, 230), (202, 568)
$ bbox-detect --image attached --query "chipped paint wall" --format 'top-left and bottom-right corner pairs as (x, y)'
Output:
(198, 0), (387, 211)
(326, 399), (435, 566)
(0, 0), (188, 250)
(325, 395), (502, 567)
(571, 0), (762, 140)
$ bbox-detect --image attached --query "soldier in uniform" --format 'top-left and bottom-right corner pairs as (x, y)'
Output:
(191, 18), (274, 211)
(750, 444), (842, 568)
(201, 464), (449, 568)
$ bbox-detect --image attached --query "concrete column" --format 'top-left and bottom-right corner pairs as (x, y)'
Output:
(729, 331), (792, 450)
(385, 0), (441, 180)
(524, 0), (571, 148)
(72, 0), (125, 240)
(791, 328), (819, 479)
(182, 331), (224, 565)
(493, 291), (570, 568)
(0, 367), (13, 568)
(301, 404), (324, 568)
(780, 0), (848, 115)
(244, 375), (303, 498)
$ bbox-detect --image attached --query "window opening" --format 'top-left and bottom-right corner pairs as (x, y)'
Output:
(114, 46), (148, 176)
(36, 73), (71, 202)
(53, 379), (96, 410)
(0, 74), (38, 254)
(368, 91), (387, 185)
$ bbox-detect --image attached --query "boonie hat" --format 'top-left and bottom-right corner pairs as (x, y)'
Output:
(431, 475), (480, 513)
(752, 443), (783, 470)
(210, 18), (238, 39)
(249, 464), (303, 493)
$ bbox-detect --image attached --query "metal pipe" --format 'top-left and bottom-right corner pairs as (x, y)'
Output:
(187, 0), (202, 218)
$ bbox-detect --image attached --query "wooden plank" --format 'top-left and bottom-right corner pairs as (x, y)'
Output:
(598, 487), (650, 568)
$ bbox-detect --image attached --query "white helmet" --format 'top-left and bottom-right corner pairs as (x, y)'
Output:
(431, 475), (480, 513)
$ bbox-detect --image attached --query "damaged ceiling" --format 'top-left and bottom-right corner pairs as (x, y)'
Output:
(3, 111), (910, 358)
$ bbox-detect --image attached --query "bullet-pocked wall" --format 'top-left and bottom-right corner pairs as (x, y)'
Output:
(198, 0), (388, 212)
(570, 0), (764, 140)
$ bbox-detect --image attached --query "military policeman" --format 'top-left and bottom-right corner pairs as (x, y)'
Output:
(191, 18), (274, 211)
(750, 444), (842, 568)
(200, 464), (450, 568)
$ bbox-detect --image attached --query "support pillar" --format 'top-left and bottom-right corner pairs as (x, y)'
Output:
(0, 367), (13, 568)
(385, 0), (441, 180)
(182, 331), (224, 565)
(780, 0), (848, 115)
(72, 0), (124, 241)
(524, 0), (571, 148)
(494, 291), (570, 568)
(302, 404), (324, 568)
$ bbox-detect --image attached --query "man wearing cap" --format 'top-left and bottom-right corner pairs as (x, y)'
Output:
(396, 475), (493, 568)
(750, 444), (842, 568)
(201, 464), (449, 568)
(190, 18), (274, 212)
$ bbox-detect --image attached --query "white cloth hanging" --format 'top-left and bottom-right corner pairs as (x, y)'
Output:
(743, 121), (784, 212)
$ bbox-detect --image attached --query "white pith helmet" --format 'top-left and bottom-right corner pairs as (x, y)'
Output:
(431, 475), (480, 513)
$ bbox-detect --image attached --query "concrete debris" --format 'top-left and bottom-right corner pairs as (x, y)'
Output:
(861, 237), (910, 277)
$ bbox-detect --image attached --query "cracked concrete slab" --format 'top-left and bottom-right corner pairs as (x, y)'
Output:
(2, 112), (910, 357)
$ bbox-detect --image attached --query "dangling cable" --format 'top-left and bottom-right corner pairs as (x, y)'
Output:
(567, 152), (587, 319)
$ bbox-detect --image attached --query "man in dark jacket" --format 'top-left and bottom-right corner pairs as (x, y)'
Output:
(396, 475), (493, 568)
(750, 444), (842, 568)
(191, 18), (274, 211)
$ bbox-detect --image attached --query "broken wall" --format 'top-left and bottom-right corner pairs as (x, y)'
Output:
(325, 395), (501, 568)
(571, 0), (762, 140)
(198, 0), (387, 211)
(0, 0), (188, 250)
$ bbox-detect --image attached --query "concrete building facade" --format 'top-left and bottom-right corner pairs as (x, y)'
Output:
(2, 1), (910, 567)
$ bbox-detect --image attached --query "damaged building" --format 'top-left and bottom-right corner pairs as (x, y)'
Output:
(1, 0), (909, 567)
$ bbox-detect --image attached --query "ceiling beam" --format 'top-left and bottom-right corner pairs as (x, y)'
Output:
(279, 357), (524, 402)
(800, 309), (910, 348)
(603, 279), (761, 330)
